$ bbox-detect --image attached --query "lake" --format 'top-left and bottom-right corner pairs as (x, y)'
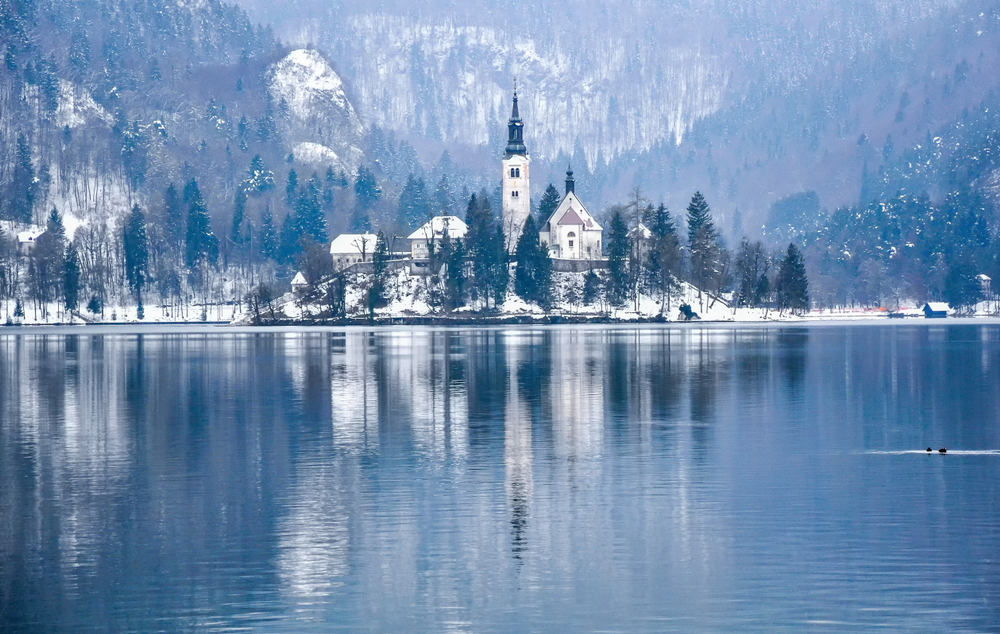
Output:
(1, 324), (999, 632)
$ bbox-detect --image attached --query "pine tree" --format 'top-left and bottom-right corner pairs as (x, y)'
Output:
(259, 208), (279, 262)
(162, 183), (184, 255)
(514, 215), (552, 308)
(369, 231), (390, 312)
(285, 168), (298, 207)
(605, 209), (630, 307)
(7, 134), (37, 222)
(583, 270), (602, 305)
(445, 238), (467, 311)
(686, 191), (722, 307)
(64, 242), (81, 311)
(123, 204), (149, 297)
(184, 180), (219, 269)
(538, 183), (561, 223)
(296, 174), (327, 243)
(231, 187), (247, 245)
(244, 155), (275, 196)
(30, 209), (67, 308)
(323, 167), (337, 213)
(644, 203), (682, 307)
(355, 165), (381, 210)
(944, 255), (983, 312)
(398, 173), (431, 229)
(279, 212), (302, 263)
(686, 191), (714, 247)
(434, 172), (453, 215)
(775, 243), (809, 313)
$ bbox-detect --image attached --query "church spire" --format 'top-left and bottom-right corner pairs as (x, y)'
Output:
(565, 165), (575, 195)
(504, 83), (527, 158)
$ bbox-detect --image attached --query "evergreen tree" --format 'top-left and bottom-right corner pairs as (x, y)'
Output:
(30, 209), (67, 308)
(486, 224), (509, 307)
(369, 231), (390, 313)
(183, 177), (200, 204)
(434, 172), (453, 215)
(644, 203), (682, 306)
(398, 173), (431, 229)
(538, 183), (561, 222)
(943, 255), (983, 312)
(162, 183), (184, 255)
(775, 243), (809, 313)
(445, 237), (467, 311)
(279, 212), (302, 263)
(323, 167), (337, 213)
(244, 155), (275, 196)
(184, 180), (219, 269)
(259, 208), (279, 261)
(583, 270), (602, 305)
(231, 187), (247, 245)
(686, 191), (714, 247)
(355, 165), (381, 210)
(6, 134), (37, 222)
(64, 242), (81, 311)
(123, 204), (149, 297)
(605, 209), (630, 307)
(464, 194), (508, 307)
(296, 174), (327, 243)
(686, 191), (722, 306)
(514, 215), (552, 308)
(69, 29), (91, 76)
(285, 168), (298, 207)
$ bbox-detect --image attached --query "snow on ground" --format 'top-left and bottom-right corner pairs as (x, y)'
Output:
(4, 269), (997, 327)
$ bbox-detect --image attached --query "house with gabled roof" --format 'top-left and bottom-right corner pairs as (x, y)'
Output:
(538, 168), (603, 260)
(330, 232), (379, 271)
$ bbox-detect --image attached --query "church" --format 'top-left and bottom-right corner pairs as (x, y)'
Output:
(501, 90), (603, 260)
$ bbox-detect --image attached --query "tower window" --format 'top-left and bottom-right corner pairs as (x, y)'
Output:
(510, 167), (521, 178)
(512, 190), (519, 198)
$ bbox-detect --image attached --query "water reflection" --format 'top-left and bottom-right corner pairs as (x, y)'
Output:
(1, 325), (999, 632)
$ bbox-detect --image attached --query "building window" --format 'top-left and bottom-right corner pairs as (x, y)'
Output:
(512, 190), (519, 198)
(568, 240), (574, 248)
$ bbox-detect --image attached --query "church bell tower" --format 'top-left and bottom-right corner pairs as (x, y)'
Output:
(502, 85), (531, 251)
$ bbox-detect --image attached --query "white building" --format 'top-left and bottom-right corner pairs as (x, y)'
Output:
(329, 233), (379, 270)
(407, 216), (468, 259)
(502, 88), (531, 252)
(407, 216), (469, 275)
(628, 222), (653, 260)
(538, 169), (603, 260)
(17, 226), (45, 254)
(291, 271), (309, 293)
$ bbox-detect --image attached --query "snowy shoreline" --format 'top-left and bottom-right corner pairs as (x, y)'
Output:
(4, 315), (1000, 334)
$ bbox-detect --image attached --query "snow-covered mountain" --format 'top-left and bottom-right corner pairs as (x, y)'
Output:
(269, 49), (365, 174)
(238, 0), (999, 225)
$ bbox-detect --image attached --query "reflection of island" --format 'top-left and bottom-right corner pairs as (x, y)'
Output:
(330, 331), (379, 451)
(503, 334), (533, 562)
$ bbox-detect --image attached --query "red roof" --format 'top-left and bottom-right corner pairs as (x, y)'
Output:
(558, 208), (585, 225)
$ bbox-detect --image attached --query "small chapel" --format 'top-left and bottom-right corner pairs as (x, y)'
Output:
(501, 89), (603, 260)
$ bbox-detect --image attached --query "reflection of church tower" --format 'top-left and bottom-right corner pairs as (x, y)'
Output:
(502, 86), (531, 251)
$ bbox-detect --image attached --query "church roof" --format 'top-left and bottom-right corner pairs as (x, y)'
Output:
(558, 208), (585, 226)
(503, 88), (527, 159)
(543, 191), (603, 233)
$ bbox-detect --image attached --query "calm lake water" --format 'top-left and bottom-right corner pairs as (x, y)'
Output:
(1, 324), (999, 633)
